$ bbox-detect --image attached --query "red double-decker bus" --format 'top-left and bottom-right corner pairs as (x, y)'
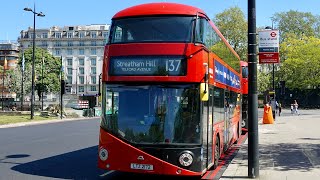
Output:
(98, 2), (242, 177)
(240, 61), (248, 130)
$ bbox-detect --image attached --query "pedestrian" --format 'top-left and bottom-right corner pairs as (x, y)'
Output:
(290, 104), (294, 114)
(293, 100), (300, 115)
(278, 102), (282, 116)
(270, 98), (276, 120)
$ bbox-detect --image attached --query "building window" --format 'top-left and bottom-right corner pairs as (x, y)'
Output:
(91, 67), (96, 75)
(67, 48), (73, 55)
(79, 48), (84, 55)
(55, 49), (61, 55)
(79, 41), (85, 46)
(90, 86), (97, 91)
(67, 68), (72, 75)
(67, 76), (72, 84)
(91, 32), (97, 38)
(79, 76), (84, 84)
(91, 48), (96, 55)
(41, 41), (47, 47)
(67, 32), (73, 38)
(90, 58), (96, 66)
(91, 76), (96, 84)
(30, 33), (35, 39)
(67, 58), (73, 66)
(79, 32), (85, 38)
(91, 41), (96, 46)
(79, 86), (84, 92)
(79, 58), (84, 66)
(79, 67), (84, 75)
(67, 41), (73, 46)
(56, 32), (62, 38)
(103, 32), (108, 38)
(55, 41), (61, 47)
(42, 33), (48, 38)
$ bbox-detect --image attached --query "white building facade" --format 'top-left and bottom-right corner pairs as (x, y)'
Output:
(18, 24), (109, 104)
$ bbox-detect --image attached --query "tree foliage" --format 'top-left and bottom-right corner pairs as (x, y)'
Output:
(272, 10), (320, 40)
(5, 65), (32, 99)
(213, 6), (248, 60)
(257, 68), (271, 93)
(7, 47), (61, 99)
(278, 35), (320, 89)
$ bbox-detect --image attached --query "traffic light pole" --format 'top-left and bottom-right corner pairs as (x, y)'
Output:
(60, 81), (63, 119)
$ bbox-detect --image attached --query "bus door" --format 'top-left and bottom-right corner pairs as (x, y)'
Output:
(201, 88), (213, 169)
(223, 90), (232, 151)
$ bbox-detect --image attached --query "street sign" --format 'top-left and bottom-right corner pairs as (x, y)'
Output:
(258, 30), (279, 48)
(258, 53), (279, 63)
(258, 29), (280, 64)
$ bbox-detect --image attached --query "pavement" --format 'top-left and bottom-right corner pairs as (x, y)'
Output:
(220, 108), (320, 180)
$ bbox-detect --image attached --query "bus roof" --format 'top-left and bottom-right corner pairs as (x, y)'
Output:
(240, 61), (248, 67)
(112, 2), (207, 19)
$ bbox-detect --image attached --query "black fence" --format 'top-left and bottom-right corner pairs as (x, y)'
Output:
(276, 88), (320, 109)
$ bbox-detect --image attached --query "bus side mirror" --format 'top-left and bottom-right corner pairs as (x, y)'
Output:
(200, 83), (208, 101)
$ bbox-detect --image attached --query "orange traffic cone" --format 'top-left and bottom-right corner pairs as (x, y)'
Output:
(263, 104), (274, 124)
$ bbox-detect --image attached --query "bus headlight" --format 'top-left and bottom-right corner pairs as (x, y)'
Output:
(99, 148), (108, 161)
(178, 151), (193, 167)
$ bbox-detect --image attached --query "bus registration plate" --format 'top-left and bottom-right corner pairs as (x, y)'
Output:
(130, 163), (154, 170)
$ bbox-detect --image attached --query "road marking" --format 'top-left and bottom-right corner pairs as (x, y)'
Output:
(100, 170), (115, 177)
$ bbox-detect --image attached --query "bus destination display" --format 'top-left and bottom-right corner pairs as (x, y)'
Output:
(109, 56), (186, 76)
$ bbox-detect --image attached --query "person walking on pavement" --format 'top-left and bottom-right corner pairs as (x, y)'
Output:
(270, 98), (277, 120)
(278, 102), (282, 116)
(293, 100), (300, 115)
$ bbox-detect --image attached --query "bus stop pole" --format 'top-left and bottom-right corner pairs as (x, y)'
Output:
(248, 0), (259, 178)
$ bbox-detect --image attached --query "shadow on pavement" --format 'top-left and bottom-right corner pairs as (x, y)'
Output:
(240, 143), (320, 172)
(11, 146), (105, 179)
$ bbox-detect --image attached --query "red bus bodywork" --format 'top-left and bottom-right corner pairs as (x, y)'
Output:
(240, 61), (248, 129)
(98, 2), (242, 177)
(240, 61), (248, 95)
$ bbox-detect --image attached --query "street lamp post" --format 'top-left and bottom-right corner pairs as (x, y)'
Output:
(21, 50), (25, 111)
(41, 53), (44, 111)
(24, 5), (45, 119)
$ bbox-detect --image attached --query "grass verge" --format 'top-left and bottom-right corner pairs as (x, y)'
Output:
(0, 115), (57, 125)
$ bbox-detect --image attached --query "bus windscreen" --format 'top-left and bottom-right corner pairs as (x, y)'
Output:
(110, 16), (193, 43)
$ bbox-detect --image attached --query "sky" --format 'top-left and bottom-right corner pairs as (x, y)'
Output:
(1, 0), (320, 41)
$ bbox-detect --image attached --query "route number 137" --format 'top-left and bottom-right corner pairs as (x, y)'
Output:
(165, 60), (181, 72)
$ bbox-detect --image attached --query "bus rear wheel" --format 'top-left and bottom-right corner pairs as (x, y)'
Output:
(213, 138), (220, 170)
(241, 119), (246, 128)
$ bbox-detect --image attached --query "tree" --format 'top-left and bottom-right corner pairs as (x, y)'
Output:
(272, 10), (320, 41)
(5, 65), (32, 100)
(213, 6), (248, 60)
(257, 69), (271, 93)
(7, 47), (61, 99)
(279, 35), (320, 89)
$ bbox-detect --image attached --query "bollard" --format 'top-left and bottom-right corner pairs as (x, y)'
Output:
(263, 104), (274, 124)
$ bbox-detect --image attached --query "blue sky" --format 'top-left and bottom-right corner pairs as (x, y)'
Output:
(1, 0), (319, 41)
